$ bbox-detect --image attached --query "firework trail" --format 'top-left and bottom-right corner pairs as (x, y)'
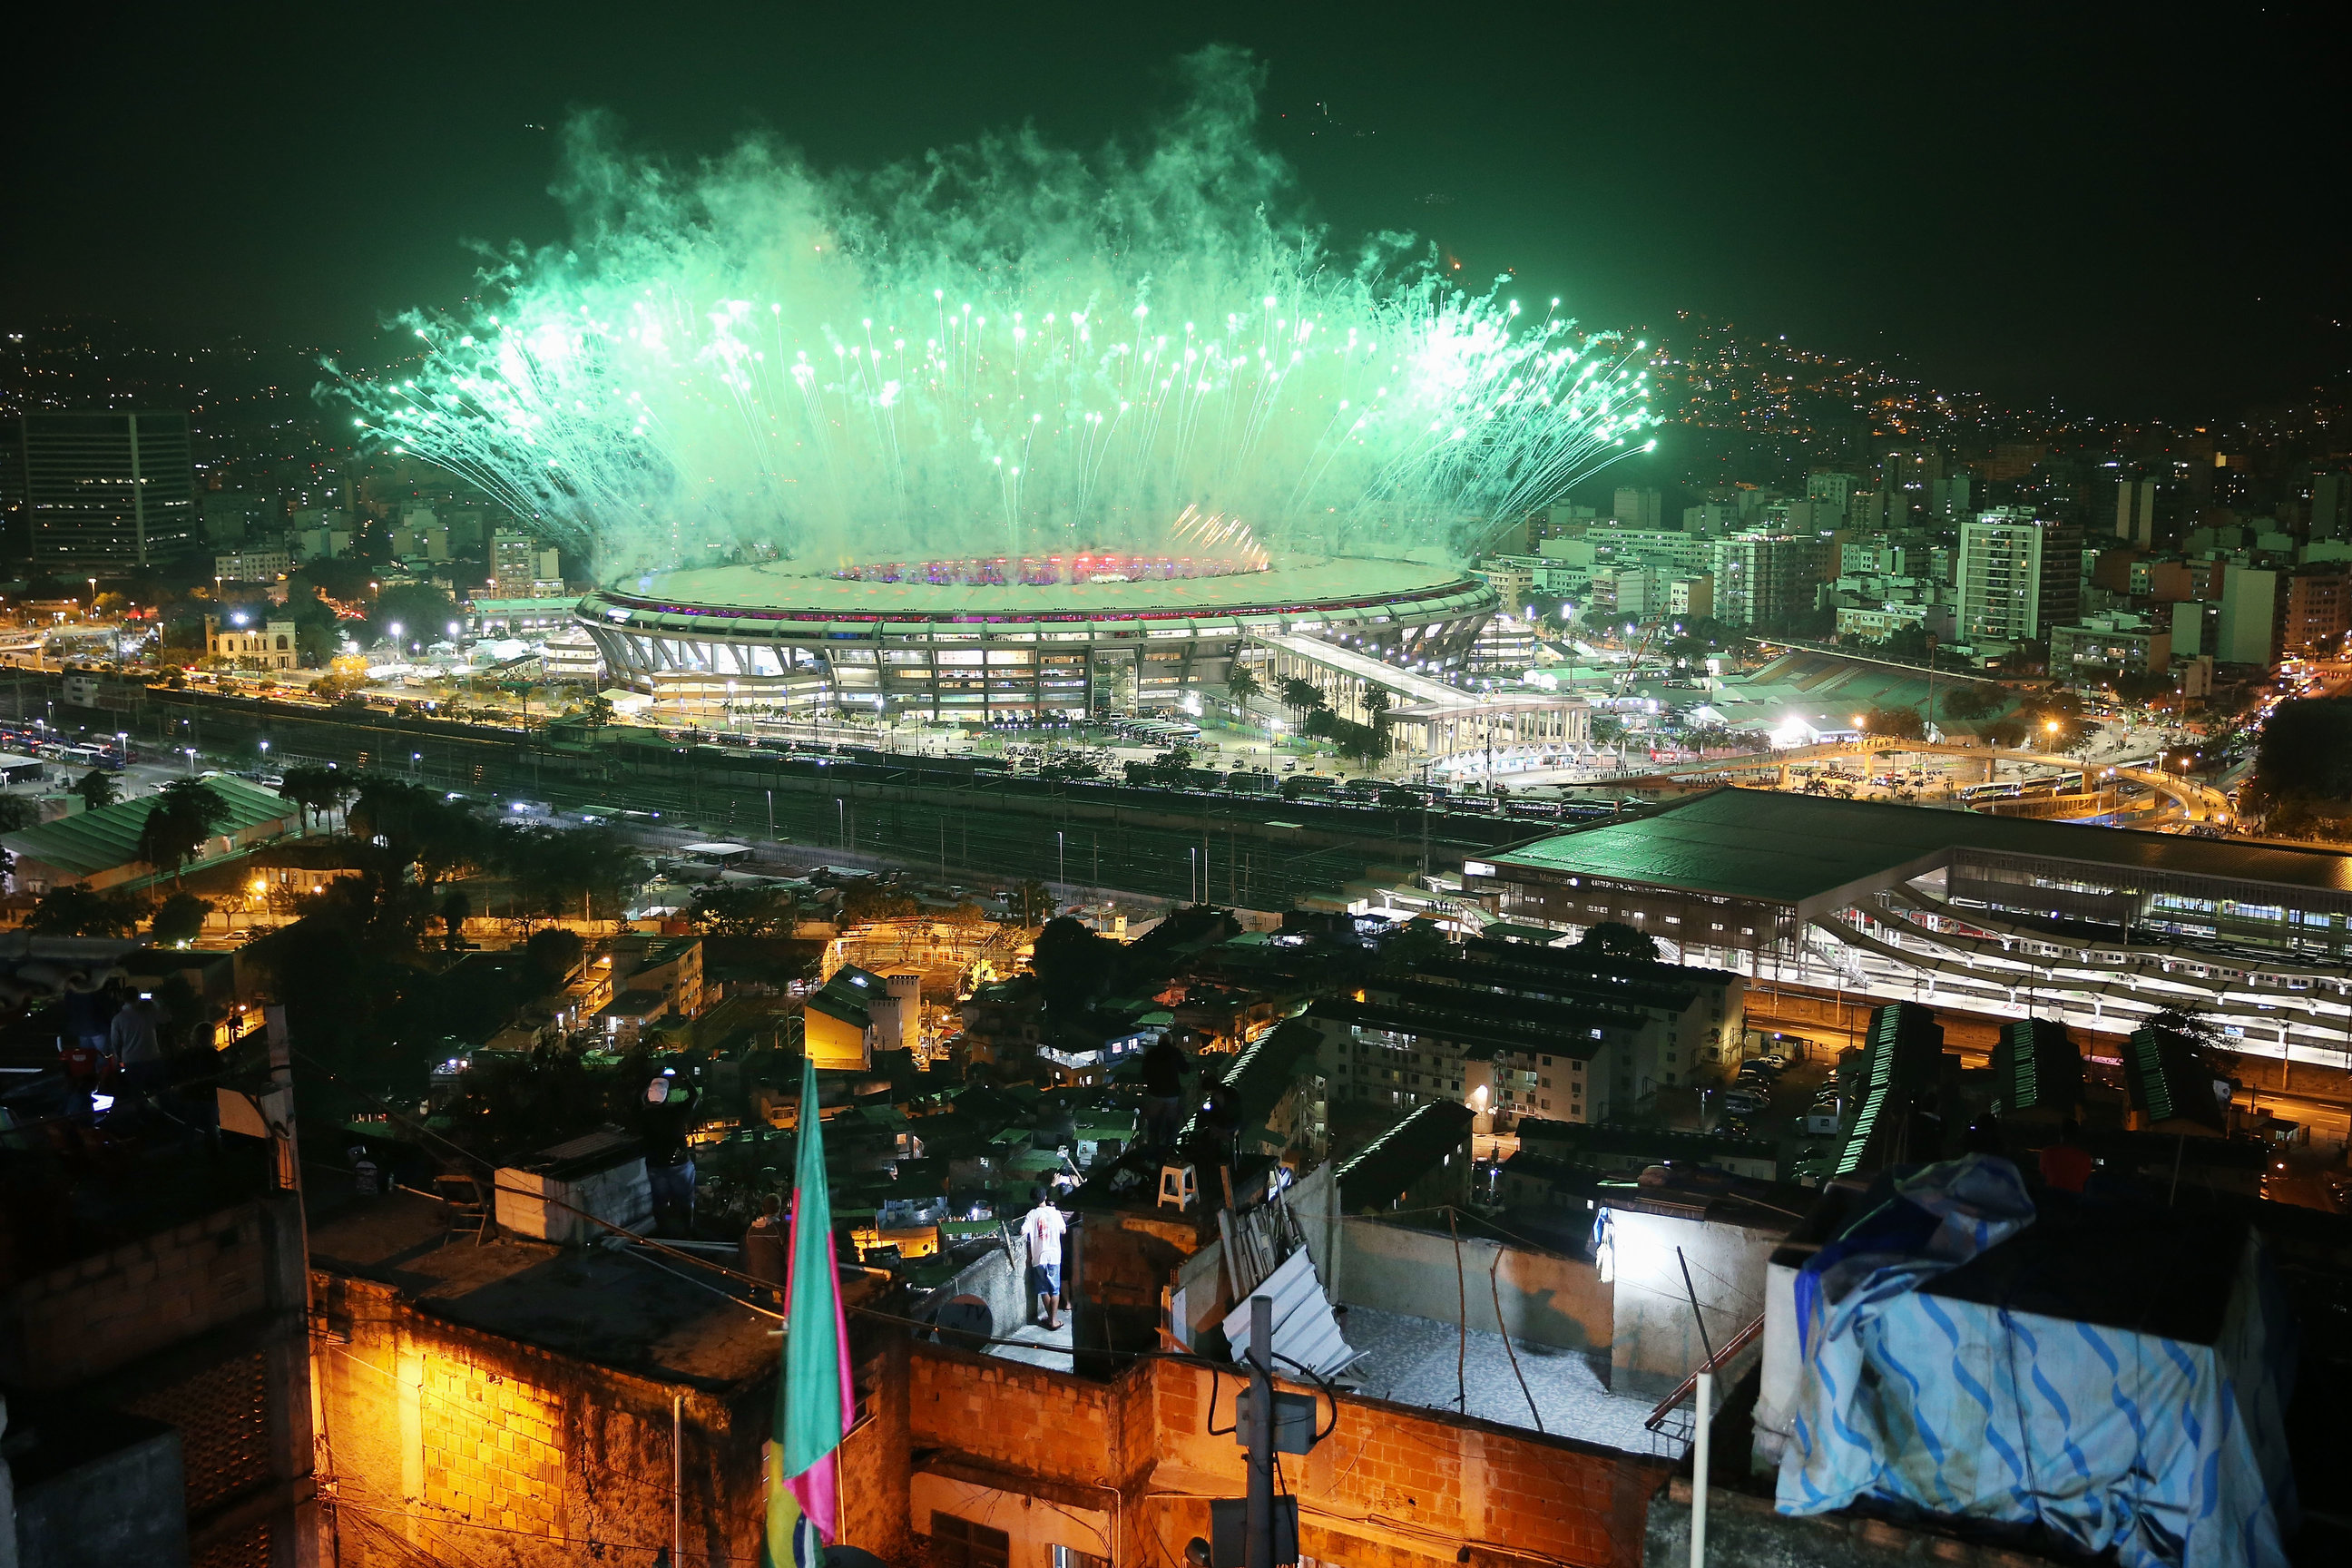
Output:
(333, 50), (1652, 578)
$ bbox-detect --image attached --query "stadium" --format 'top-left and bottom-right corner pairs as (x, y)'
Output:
(576, 553), (1500, 720)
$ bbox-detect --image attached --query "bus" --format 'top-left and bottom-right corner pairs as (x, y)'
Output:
(1959, 780), (2024, 802)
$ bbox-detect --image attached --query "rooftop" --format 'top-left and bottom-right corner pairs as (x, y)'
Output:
(605, 555), (1479, 620)
(2, 775), (299, 879)
(307, 1187), (780, 1389)
(1484, 787), (2352, 906)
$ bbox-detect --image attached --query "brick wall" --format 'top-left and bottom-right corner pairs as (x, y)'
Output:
(417, 1357), (566, 1535)
(316, 1271), (781, 1568)
(909, 1342), (1114, 1480)
(0, 1200), (272, 1389)
(905, 1341), (1670, 1568)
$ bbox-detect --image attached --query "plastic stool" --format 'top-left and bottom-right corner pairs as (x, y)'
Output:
(1158, 1162), (1199, 1211)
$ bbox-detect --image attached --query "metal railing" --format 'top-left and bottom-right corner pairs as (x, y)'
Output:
(1644, 1310), (1767, 1432)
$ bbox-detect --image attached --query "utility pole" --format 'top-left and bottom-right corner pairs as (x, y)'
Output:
(1245, 1294), (1274, 1568)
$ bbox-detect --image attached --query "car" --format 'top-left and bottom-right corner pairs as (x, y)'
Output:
(1718, 1116), (1753, 1139)
(1720, 1088), (1768, 1114)
(1738, 1059), (1780, 1080)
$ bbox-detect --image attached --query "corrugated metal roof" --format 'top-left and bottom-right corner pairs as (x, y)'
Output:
(1, 776), (299, 878)
(1489, 788), (2352, 905)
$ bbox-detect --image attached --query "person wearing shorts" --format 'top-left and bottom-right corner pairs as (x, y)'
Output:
(1020, 1187), (1069, 1330)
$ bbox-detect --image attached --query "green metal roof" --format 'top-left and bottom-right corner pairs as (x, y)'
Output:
(1486, 788), (2352, 906)
(1, 776), (299, 880)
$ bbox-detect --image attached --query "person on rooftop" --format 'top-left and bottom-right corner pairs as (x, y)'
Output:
(1019, 1186), (1068, 1332)
(638, 1071), (702, 1235)
(1140, 1032), (1192, 1151)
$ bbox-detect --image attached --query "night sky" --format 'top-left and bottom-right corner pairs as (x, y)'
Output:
(7, 1), (2344, 418)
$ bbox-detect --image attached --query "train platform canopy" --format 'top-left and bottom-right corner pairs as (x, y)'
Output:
(1475, 788), (2352, 912)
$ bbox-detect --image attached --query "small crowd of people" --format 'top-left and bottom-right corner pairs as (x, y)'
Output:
(56, 978), (174, 1119)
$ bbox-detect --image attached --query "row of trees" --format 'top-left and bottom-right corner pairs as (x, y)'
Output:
(24, 885), (213, 944)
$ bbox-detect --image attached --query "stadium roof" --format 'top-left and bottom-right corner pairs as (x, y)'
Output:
(1484, 788), (2352, 906)
(603, 554), (1478, 618)
(1, 776), (299, 880)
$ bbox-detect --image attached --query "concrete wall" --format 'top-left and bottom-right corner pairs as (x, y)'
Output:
(1602, 1207), (1784, 1397)
(0, 1194), (312, 1567)
(1293, 1166), (1614, 1357)
(920, 1238), (1028, 1345)
(0, 1201), (276, 1390)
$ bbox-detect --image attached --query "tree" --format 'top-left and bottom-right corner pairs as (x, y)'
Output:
(495, 823), (647, 922)
(2245, 700), (2352, 819)
(440, 886), (472, 950)
(24, 886), (146, 936)
(1278, 675), (1327, 714)
(1860, 704), (1927, 740)
(1939, 685), (2000, 721)
(137, 779), (230, 881)
(1330, 717), (1391, 764)
(150, 891), (213, 946)
(1363, 687), (1393, 725)
(370, 582), (459, 650)
(1009, 878), (1054, 926)
(1590, 713), (1628, 752)
(837, 883), (918, 923)
(1982, 717), (2028, 750)
(1577, 920), (1660, 962)
(349, 779), (486, 894)
(277, 763), (353, 830)
(0, 796), (29, 834)
(688, 883), (797, 936)
(1030, 915), (1108, 1014)
(1226, 665), (1262, 704)
(2146, 1007), (2238, 1083)
(524, 926), (586, 984)
(73, 769), (119, 811)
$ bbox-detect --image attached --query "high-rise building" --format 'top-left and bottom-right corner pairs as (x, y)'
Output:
(2113, 479), (2159, 545)
(1928, 474), (1972, 522)
(489, 529), (564, 597)
(2311, 473), (2352, 543)
(2216, 565), (2284, 666)
(1708, 534), (1833, 628)
(2283, 570), (2350, 654)
(1955, 509), (2082, 642)
(1611, 487), (1662, 527)
(1806, 471), (1862, 512)
(16, 410), (200, 572)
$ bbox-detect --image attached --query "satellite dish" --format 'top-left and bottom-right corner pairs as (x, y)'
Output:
(932, 1294), (992, 1350)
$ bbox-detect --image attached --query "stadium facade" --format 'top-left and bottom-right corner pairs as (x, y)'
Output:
(577, 555), (1499, 720)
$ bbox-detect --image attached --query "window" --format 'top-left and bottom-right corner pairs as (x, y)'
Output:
(1054, 1550), (1111, 1568)
(933, 1514), (1010, 1568)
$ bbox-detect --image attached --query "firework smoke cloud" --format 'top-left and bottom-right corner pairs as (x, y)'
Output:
(336, 50), (1653, 580)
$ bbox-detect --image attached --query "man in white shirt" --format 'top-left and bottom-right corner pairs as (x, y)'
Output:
(1019, 1188), (1069, 1330)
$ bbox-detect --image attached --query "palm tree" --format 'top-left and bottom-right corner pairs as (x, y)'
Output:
(277, 763), (351, 830)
